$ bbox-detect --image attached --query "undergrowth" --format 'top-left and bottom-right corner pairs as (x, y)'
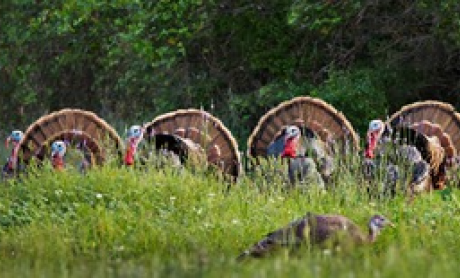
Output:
(0, 160), (460, 277)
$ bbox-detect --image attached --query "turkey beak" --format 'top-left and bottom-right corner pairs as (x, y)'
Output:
(386, 220), (395, 228)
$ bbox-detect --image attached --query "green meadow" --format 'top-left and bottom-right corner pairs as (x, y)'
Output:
(0, 159), (459, 278)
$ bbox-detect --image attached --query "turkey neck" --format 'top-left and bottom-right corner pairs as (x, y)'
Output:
(124, 139), (140, 166)
(349, 226), (379, 244)
(282, 137), (299, 158)
(367, 227), (379, 243)
(52, 155), (65, 171)
(7, 143), (20, 170)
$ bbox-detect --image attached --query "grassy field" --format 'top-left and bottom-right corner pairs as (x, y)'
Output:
(0, 159), (460, 278)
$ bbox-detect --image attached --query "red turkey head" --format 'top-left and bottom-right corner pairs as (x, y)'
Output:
(365, 120), (385, 159)
(124, 125), (145, 166)
(281, 125), (301, 158)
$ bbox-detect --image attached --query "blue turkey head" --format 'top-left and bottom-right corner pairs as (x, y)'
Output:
(51, 140), (67, 158)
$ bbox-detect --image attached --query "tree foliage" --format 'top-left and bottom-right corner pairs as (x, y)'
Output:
(2, 0), (460, 141)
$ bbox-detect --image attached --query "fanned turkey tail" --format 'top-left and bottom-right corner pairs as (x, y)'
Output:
(143, 109), (242, 179)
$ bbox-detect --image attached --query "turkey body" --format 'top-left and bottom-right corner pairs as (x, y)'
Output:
(237, 213), (393, 260)
(363, 140), (429, 197)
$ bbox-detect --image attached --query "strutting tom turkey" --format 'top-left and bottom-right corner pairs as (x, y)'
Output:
(365, 100), (460, 200)
(237, 212), (394, 261)
(12, 109), (123, 173)
(127, 109), (242, 179)
(247, 96), (359, 187)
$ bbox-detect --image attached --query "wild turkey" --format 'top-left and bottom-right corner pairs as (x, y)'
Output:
(2, 130), (24, 178)
(12, 109), (124, 173)
(247, 96), (359, 187)
(364, 100), (460, 200)
(130, 109), (242, 179)
(237, 212), (394, 260)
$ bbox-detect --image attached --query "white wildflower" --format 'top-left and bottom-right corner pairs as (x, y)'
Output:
(96, 193), (103, 199)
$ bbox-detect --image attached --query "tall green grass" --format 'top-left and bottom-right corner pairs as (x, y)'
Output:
(0, 160), (460, 277)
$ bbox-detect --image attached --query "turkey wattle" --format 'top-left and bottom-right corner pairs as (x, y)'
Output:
(237, 212), (394, 260)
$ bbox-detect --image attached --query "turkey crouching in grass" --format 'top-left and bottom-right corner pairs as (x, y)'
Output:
(236, 213), (394, 261)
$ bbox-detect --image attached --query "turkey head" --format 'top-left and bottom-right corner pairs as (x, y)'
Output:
(365, 120), (388, 159)
(281, 125), (302, 158)
(368, 215), (395, 242)
(5, 130), (23, 149)
(51, 140), (67, 171)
